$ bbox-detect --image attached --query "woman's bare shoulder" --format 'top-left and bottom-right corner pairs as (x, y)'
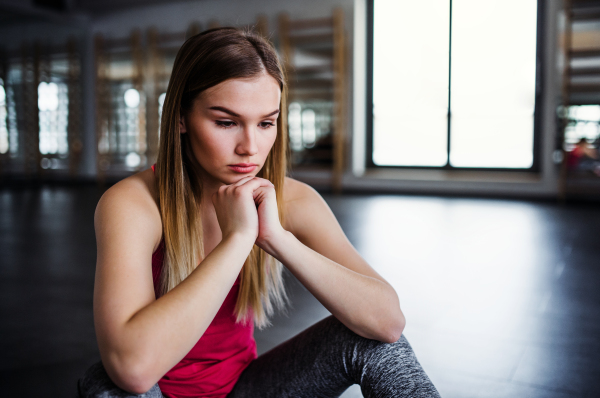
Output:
(95, 169), (162, 249)
(283, 176), (319, 204)
(97, 168), (158, 211)
(282, 177), (328, 233)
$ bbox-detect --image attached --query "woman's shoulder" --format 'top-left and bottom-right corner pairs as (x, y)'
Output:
(95, 169), (162, 245)
(98, 168), (158, 209)
(282, 177), (329, 233)
(283, 176), (320, 205)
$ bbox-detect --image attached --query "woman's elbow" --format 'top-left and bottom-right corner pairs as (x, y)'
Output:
(118, 374), (156, 396)
(104, 354), (159, 395)
(380, 311), (406, 344)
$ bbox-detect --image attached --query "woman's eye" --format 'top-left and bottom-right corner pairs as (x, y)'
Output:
(260, 122), (275, 129)
(215, 120), (235, 128)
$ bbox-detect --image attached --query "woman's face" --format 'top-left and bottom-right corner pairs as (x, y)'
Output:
(181, 73), (281, 187)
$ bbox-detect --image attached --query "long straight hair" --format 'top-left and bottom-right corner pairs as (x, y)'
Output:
(155, 28), (288, 328)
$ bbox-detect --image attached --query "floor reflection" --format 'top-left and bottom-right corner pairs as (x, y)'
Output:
(0, 186), (598, 397)
(323, 194), (600, 398)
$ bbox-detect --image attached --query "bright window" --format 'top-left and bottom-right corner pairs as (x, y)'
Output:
(38, 81), (69, 156)
(372, 0), (539, 169)
(0, 81), (7, 154)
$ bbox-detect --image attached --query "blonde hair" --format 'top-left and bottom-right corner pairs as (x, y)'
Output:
(155, 28), (288, 328)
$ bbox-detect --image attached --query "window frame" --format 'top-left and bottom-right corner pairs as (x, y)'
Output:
(366, 0), (545, 172)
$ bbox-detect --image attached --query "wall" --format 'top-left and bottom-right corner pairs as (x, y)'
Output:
(89, 0), (352, 37)
(0, 13), (93, 176)
(0, 0), (569, 198)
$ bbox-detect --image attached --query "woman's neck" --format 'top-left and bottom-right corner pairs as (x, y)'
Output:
(199, 176), (224, 206)
(198, 180), (224, 253)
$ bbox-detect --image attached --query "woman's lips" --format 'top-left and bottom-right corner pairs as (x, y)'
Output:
(228, 164), (257, 173)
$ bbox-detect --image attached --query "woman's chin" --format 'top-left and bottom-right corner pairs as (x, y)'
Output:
(231, 173), (257, 182)
(202, 167), (261, 187)
(217, 173), (258, 185)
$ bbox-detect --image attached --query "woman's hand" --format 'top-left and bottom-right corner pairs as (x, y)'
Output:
(253, 183), (286, 252)
(211, 176), (274, 241)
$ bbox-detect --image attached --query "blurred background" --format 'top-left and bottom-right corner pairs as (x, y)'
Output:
(0, 0), (599, 397)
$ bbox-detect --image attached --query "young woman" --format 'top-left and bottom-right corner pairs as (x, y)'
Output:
(80, 28), (440, 398)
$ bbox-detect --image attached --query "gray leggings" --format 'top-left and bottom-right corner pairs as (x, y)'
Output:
(79, 316), (440, 398)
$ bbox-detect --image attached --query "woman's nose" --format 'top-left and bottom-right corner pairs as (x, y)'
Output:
(235, 126), (259, 157)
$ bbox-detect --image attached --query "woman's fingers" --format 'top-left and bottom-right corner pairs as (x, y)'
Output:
(211, 177), (275, 241)
(253, 185), (285, 253)
(252, 185), (274, 203)
(230, 177), (274, 195)
(231, 175), (255, 187)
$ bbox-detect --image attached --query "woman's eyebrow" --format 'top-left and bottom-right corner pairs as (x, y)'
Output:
(262, 109), (280, 118)
(209, 106), (240, 117)
(208, 106), (280, 118)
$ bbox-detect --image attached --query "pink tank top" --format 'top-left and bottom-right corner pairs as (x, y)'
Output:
(151, 165), (256, 398)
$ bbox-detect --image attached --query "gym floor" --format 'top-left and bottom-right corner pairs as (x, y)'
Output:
(1, 184), (599, 397)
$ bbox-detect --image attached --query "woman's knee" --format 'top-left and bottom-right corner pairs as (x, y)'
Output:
(359, 333), (422, 370)
(297, 316), (423, 376)
(78, 361), (163, 398)
(320, 315), (405, 355)
(360, 335), (441, 397)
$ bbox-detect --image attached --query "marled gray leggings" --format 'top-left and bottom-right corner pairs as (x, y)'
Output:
(79, 316), (441, 398)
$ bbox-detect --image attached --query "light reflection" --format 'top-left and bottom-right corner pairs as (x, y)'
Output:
(125, 152), (141, 168)
(124, 88), (140, 108)
(355, 196), (548, 344)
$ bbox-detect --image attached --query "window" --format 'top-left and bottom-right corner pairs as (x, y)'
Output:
(38, 81), (69, 159)
(369, 0), (540, 169)
(2, 68), (20, 157)
(563, 105), (600, 150)
(97, 83), (145, 170)
(288, 102), (333, 165)
(95, 33), (147, 175)
(0, 80), (7, 154)
(158, 91), (166, 137)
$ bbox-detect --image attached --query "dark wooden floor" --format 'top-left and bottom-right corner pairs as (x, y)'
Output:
(1, 184), (599, 397)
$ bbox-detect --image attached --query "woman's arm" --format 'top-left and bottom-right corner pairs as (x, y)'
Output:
(256, 178), (405, 343)
(94, 175), (268, 393)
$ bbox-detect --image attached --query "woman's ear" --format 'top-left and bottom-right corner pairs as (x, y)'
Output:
(179, 115), (187, 134)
